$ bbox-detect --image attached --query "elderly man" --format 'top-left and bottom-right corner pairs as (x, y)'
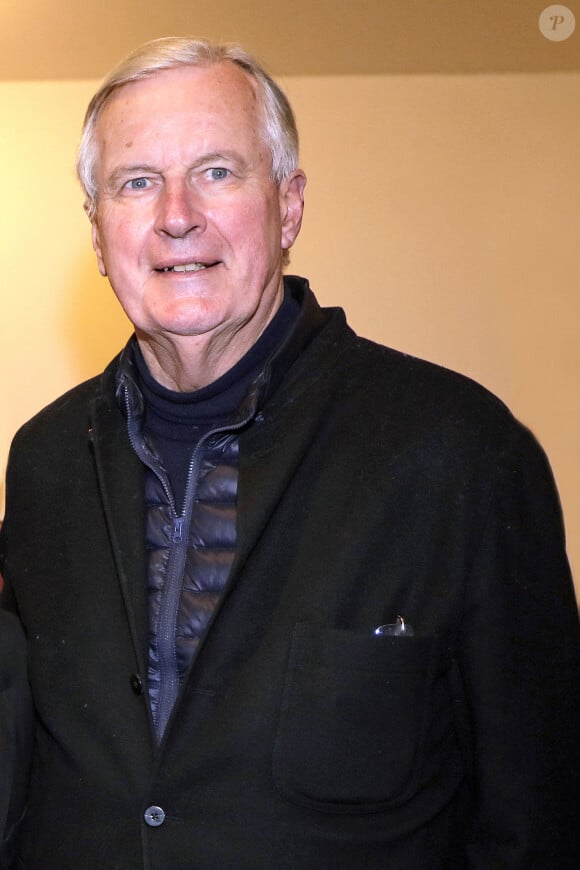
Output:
(0, 36), (578, 869)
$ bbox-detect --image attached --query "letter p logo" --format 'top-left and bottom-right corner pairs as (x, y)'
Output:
(539, 5), (576, 41)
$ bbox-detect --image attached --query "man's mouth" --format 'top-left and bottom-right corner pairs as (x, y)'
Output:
(157, 262), (210, 273)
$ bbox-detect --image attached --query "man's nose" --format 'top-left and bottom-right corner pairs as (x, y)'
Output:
(155, 180), (206, 238)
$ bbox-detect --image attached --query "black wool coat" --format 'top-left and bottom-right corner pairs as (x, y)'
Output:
(1, 280), (579, 869)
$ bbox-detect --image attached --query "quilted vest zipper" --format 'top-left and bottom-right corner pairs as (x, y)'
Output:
(122, 379), (262, 741)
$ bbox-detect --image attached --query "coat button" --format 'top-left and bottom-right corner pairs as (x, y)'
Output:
(130, 674), (144, 695)
(144, 805), (165, 827)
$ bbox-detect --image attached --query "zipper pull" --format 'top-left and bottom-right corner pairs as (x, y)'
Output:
(171, 517), (185, 544)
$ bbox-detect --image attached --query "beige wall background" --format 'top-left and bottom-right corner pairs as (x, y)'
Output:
(0, 71), (579, 594)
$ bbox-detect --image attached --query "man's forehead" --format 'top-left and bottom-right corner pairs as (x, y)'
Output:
(102, 61), (259, 118)
(92, 61), (268, 179)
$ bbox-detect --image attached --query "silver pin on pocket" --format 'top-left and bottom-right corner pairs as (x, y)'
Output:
(374, 615), (414, 637)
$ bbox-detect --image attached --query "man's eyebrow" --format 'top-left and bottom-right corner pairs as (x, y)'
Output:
(191, 150), (249, 169)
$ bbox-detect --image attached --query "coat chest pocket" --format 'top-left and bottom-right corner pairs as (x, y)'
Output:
(273, 622), (454, 814)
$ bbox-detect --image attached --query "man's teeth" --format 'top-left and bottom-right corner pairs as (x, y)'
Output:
(162, 263), (207, 272)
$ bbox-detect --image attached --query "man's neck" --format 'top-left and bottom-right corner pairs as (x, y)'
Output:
(135, 288), (284, 392)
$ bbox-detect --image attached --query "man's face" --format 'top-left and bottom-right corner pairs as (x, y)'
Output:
(91, 63), (305, 353)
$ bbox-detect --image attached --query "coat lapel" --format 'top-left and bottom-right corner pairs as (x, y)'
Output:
(233, 340), (343, 587)
(90, 391), (149, 673)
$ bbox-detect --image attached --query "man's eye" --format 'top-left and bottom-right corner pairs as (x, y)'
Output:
(206, 168), (229, 181)
(125, 177), (150, 190)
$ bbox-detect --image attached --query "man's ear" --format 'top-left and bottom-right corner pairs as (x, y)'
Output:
(90, 218), (108, 278)
(279, 169), (307, 251)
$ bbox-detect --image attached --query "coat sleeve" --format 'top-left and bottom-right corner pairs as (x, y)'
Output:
(0, 608), (34, 869)
(461, 423), (580, 868)
(1, 505), (21, 617)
